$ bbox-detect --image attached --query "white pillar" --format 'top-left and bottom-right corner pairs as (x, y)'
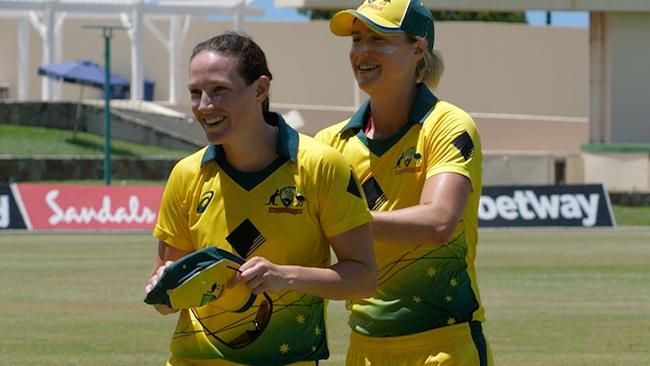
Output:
(129, 1), (144, 100)
(354, 79), (361, 109)
(169, 16), (182, 104)
(234, 3), (245, 32)
(52, 12), (66, 100)
(18, 16), (31, 101)
(41, 4), (55, 101)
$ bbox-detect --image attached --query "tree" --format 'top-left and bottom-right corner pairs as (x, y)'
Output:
(297, 9), (339, 20)
(298, 9), (526, 23)
(431, 11), (525, 23)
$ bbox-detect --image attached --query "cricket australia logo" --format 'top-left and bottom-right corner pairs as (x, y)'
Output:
(266, 186), (305, 215)
(363, 0), (389, 10)
(394, 146), (423, 175)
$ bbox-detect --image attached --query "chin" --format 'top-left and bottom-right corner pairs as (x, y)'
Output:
(356, 81), (379, 96)
(201, 127), (229, 145)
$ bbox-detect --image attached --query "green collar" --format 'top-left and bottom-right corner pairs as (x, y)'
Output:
(201, 112), (299, 166)
(341, 83), (438, 133)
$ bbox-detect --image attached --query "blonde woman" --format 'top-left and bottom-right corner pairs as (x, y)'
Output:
(316, 1), (493, 365)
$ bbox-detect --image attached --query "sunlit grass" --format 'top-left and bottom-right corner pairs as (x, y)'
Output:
(0, 229), (649, 365)
(0, 124), (187, 158)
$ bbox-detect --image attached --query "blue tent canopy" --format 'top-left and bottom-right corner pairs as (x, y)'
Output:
(37, 59), (129, 98)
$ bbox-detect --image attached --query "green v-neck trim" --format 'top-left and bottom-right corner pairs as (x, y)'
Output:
(357, 122), (416, 157)
(200, 112), (299, 191)
(216, 151), (288, 191)
(340, 84), (438, 157)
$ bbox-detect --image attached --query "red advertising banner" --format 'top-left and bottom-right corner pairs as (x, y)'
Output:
(14, 184), (164, 230)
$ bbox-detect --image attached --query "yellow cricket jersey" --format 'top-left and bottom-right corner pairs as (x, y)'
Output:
(315, 84), (485, 337)
(154, 113), (371, 364)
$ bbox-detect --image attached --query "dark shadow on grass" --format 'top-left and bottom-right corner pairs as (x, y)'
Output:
(65, 137), (137, 157)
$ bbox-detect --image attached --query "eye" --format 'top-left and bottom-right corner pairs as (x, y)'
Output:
(210, 85), (229, 95)
(189, 89), (201, 99)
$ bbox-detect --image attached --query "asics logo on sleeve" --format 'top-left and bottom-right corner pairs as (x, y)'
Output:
(197, 191), (214, 213)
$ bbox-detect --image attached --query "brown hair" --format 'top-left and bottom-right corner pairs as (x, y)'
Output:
(190, 32), (273, 112)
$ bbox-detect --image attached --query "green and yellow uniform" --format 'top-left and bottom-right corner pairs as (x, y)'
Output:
(154, 113), (371, 365)
(316, 84), (490, 364)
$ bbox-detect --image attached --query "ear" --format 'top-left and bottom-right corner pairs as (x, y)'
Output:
(413, 36), (427, 61)
(254, 75), (271, 102)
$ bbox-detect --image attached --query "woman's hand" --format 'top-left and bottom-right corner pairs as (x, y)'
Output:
(145, 241), (190, 315)
(228, 257), (292, 295)
(145, 260), (179, 315)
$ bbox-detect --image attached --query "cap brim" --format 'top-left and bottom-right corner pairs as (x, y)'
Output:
(144, 246), (255, 312)
(330, 9), (403, 37)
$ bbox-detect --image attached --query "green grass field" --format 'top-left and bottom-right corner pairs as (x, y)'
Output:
(0, 124), (187, 158)
(1, 229), (649, 366)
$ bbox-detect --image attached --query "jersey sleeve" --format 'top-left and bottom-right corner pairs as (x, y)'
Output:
(307, 142), (372, 239)
(313, 126), (333, 145)
(424, 107), (481, 184)
(153, 158), (195, 251)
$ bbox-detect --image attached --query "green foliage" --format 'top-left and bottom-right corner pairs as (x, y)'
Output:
(298, 8), (526, 23)
(432, 11), (525, 23)
(297, 9), (339, 20)
(0, 124), (187, 158)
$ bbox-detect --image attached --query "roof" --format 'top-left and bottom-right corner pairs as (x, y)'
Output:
(274, 0), (650, 12)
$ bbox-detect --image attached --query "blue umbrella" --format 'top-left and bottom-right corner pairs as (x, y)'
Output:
(37, 59), (129, 97)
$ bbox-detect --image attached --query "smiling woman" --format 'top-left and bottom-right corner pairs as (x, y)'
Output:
(315, 0), (493, 365)
(145, 32), (377, 366)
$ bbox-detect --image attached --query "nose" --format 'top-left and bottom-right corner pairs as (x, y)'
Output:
(197, 91), (214, 112)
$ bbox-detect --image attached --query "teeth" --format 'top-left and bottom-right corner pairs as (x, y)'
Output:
(358, 64), (378, 71)
(204, 116), (226, 125)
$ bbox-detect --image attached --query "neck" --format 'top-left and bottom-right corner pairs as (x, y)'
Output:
(222, 114), (279, 172)
(366, 83), (419, 140)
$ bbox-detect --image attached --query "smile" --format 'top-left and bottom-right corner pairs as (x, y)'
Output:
(358, 64), (379, 72)
(204, 116), (226, 126)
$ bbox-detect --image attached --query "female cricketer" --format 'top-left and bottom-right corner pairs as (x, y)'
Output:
(315, 0), (493, 365)
(145, 32), (376, 366)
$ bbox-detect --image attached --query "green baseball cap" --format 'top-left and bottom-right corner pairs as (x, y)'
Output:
(330, 0), (435, 52)
(144, 246), (256, 313)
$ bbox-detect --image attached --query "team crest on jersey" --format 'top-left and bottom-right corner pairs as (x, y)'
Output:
(394, 146), (423, 175)
(266, 186), (305, 215)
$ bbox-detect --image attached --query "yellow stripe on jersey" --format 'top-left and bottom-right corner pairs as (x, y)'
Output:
(315, 84), (485, 337)
(154, 113), (372, 364)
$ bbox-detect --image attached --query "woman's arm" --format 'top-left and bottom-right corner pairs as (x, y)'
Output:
(371, 172), (471, 247)
(145, 240), (192, 315)
(230, 223), (377, 300)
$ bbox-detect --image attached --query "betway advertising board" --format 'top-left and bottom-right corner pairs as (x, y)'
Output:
(479, 184), (615, 228)
(1, 184), (163, 231)
(2, 183), (615, 231)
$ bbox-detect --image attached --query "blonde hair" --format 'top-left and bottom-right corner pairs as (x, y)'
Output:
(407, 34), (445, 90)
(418, 49), (444, 90)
